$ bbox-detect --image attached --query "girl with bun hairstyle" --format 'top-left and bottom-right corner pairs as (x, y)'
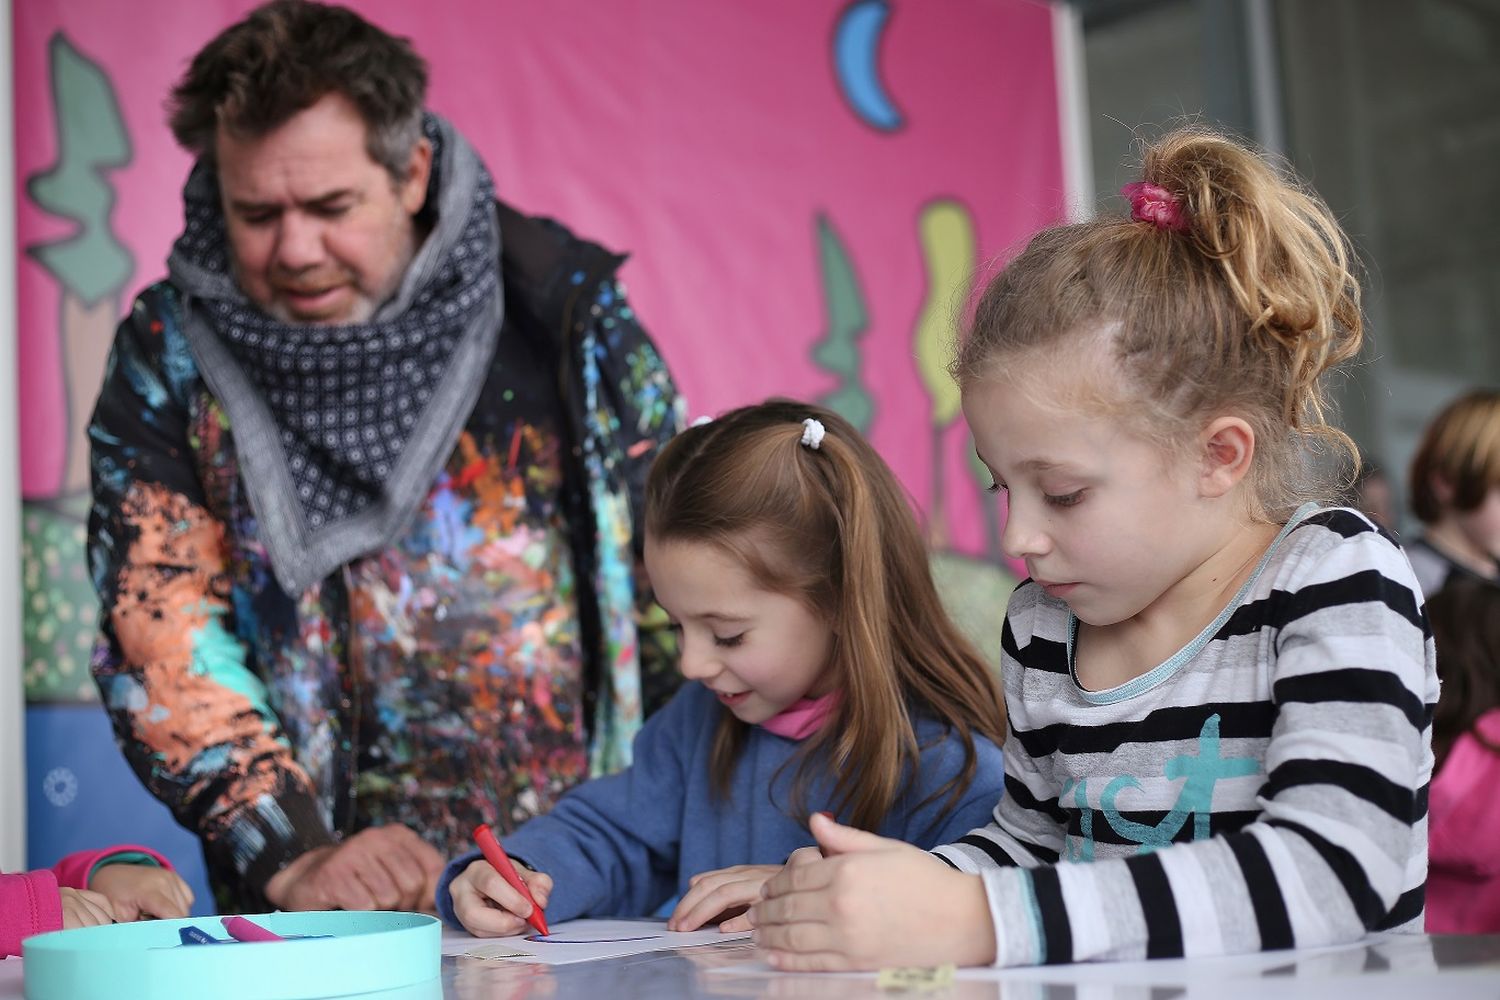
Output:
(750, 129), (1437, 970)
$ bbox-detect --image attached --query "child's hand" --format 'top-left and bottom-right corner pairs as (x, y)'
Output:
(748, 812), (996, 971)
(89, 864), (194, 921)
(450, 859), (553, 937)
(59, 887), (115, 929)
(667, 864), (783, 932)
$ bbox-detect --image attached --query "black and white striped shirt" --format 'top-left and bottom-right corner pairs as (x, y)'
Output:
(935, 506), (1437, 966)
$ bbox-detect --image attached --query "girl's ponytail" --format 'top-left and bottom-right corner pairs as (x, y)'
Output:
(800, 427), (915, 830)
(1144, 130), (1363, 458)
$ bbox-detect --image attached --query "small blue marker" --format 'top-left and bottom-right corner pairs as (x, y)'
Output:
(179, 925), (224, 946)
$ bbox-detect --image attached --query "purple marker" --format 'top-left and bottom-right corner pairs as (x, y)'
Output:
(221, 915), (285, 943)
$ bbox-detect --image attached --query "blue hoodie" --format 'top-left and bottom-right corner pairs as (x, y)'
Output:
(437, 681), (1004, 924)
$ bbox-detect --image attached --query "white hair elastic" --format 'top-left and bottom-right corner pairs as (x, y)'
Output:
(800, 417), (826, 450)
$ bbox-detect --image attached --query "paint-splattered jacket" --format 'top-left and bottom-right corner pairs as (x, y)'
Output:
(87, 203), (685, 910)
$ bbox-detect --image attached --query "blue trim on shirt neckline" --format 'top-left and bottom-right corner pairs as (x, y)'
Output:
(1065, 503), (1319, 705)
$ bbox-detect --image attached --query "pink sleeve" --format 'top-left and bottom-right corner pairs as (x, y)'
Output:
(1429, 712), (1500, 877)
(49, 845), (174, 891)
(0, 870), (62, 958)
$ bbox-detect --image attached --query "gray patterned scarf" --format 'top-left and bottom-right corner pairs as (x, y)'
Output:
(169, 114), (503, 595)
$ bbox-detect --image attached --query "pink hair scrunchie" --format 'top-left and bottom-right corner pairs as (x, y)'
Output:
(1121, 181), (1189, 232)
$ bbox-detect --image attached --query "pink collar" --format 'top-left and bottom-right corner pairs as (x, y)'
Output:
(760, 691), (841, 740)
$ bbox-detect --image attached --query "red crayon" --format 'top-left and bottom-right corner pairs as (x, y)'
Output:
(473, 823), (549, 937)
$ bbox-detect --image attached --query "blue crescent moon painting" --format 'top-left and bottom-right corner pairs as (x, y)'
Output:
(834, 0), (904, 131)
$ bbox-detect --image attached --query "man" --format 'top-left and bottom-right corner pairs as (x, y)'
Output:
(87, 0), (684, 913)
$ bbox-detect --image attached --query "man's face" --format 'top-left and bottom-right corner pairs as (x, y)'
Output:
(215, 92), (431, 325)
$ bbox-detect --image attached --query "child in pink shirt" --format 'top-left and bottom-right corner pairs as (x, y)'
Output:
(1426, 577), (1500, 934)
(2, 845), (191, 957)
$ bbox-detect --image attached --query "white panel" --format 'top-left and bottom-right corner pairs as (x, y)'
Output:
(1053, 1), (1095, 222)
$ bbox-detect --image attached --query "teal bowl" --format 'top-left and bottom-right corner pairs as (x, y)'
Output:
(22, 911), (441, 1000)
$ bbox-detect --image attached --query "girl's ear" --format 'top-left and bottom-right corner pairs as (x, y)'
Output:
(1197, 416), (1256, 500)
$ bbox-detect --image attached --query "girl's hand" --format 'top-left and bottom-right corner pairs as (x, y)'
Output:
(89, 864), (194, 921)
(59, 887), (115, 929)
(747, 813), (997, 971)
(450, 859), (553, 937)
(667, 864), (784, 932)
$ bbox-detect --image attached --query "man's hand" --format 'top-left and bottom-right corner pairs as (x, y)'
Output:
(59, 887), (115, 929)
(264, 825), (445, 912)
(667, 864), (783, 932)
(449, 859), (554, 937)
(89, 864), (194, 921)
(747, 812), (997, 971)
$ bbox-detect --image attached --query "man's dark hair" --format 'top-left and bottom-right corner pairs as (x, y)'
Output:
(167, 0), (428, 180)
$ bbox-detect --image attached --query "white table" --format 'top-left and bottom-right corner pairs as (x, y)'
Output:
(5, 931), (1499, 998)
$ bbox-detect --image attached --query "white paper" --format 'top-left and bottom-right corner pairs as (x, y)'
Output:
(442, 918), (750, 966)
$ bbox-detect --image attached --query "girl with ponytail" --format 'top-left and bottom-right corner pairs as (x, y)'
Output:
(437, 400), (1007, 937)
(752, 129), (1438, 970)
